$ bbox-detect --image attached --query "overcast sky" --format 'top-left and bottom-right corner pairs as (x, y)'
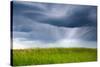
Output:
(12, 1), (97, 49)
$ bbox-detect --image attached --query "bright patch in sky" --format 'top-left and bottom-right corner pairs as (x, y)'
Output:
(13, 39), (97, 49)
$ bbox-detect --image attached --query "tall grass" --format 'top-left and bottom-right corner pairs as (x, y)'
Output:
(12, 48), (97, 66)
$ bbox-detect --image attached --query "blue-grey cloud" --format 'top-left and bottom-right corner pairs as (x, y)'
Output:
(12, 1), (97, 48)
(13, 1), (97, 27)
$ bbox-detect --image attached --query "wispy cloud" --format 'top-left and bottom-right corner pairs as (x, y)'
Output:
(12, 1), (97, 49)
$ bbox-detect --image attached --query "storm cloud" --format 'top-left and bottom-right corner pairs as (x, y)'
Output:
(12, 1), (97, 49)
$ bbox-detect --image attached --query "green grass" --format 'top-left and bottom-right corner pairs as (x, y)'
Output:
(12, 48), (97, 66)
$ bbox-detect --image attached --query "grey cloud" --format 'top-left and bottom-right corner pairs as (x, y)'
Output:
(12, 1), (97, 44)
(13, 2), (97, 27)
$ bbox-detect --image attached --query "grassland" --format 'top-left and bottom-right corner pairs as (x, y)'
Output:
(12, 48), (97, 66)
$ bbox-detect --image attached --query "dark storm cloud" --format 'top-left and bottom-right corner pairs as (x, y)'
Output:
(13, 1), (97, 27)
(39, 6), (97, 27)
(12, 1), (97, 44)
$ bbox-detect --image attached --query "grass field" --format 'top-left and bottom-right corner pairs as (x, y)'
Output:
(12, 48), (97, 66)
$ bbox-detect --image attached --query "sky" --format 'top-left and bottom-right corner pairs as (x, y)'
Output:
(12, 1), (97, 49)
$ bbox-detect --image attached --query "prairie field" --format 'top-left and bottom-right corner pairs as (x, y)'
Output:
(12, 48), (97, 66)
